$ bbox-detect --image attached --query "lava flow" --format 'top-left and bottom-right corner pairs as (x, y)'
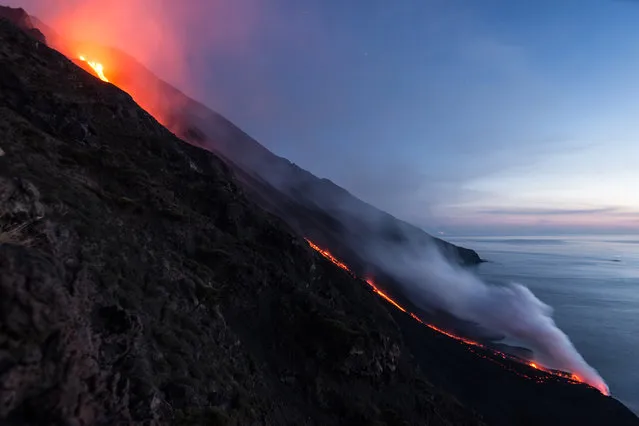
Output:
(78, 55), (109, 82)
(305, 238), (609, 395)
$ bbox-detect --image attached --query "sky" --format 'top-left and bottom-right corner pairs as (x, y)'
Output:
(8, 0), (639, 235)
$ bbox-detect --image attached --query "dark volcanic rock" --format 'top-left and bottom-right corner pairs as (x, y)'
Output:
(0, 18), (483, 426)
(0, 6), (45, 42)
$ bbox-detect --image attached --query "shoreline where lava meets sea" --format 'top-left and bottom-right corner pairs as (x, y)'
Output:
(304, 239), (609, 396)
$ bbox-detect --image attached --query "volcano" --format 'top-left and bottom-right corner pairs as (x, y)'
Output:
(0, 5), (638, 426)
(17, 8), (482, 271)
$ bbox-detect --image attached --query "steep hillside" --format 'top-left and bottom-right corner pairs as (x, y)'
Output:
(0, 16), (483, 426)
(171, 102), (482, 268)
(14, 5), (482, 278)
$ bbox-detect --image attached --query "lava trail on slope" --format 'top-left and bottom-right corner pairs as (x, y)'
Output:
(305, 239), (607, 395)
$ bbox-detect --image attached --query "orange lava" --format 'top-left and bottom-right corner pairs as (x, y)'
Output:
(305, 239), (350, 272)
(305, 238), (608, 395)
(305, 239), (485, 347)
(365, 278), (407, 313)
(78, 55), (109, 82)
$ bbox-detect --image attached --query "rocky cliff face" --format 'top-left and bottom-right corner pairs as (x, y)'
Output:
(0, 17), (483, 426)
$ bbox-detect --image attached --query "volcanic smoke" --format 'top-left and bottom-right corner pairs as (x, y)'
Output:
(364, 240), (610, 395)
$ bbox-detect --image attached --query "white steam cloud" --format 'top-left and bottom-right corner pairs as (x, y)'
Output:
(365, 240), (609, 395)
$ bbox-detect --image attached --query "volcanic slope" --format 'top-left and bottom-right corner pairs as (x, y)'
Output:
(1, 11), (638, 426)
(11, 2), (482, 277)
(13, 0), (486, 342)
(0, 16), (484, 426)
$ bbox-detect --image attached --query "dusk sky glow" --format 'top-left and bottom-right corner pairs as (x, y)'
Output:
(10, 0), (638, 235)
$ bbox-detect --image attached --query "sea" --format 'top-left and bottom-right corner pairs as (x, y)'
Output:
(447, 235), (639, 414)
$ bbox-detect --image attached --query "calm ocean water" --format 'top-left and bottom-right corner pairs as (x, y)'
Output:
(448, 235), (639, 413)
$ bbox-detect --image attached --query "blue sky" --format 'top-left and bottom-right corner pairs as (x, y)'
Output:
(13, 0), (639, 235)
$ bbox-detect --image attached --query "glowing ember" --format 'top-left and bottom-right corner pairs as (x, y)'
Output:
(78, 55), (109, 82)
(305, 238), (609, 395)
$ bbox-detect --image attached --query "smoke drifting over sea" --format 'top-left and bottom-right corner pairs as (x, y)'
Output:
(365, 239), (609, 394)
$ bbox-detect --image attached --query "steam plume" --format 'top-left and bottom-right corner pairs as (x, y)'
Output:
(366, 240), (610, 395)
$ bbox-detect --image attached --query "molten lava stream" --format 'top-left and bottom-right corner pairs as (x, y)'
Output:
(304, 238), (607, 395)
(78, 55), (109, 82)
